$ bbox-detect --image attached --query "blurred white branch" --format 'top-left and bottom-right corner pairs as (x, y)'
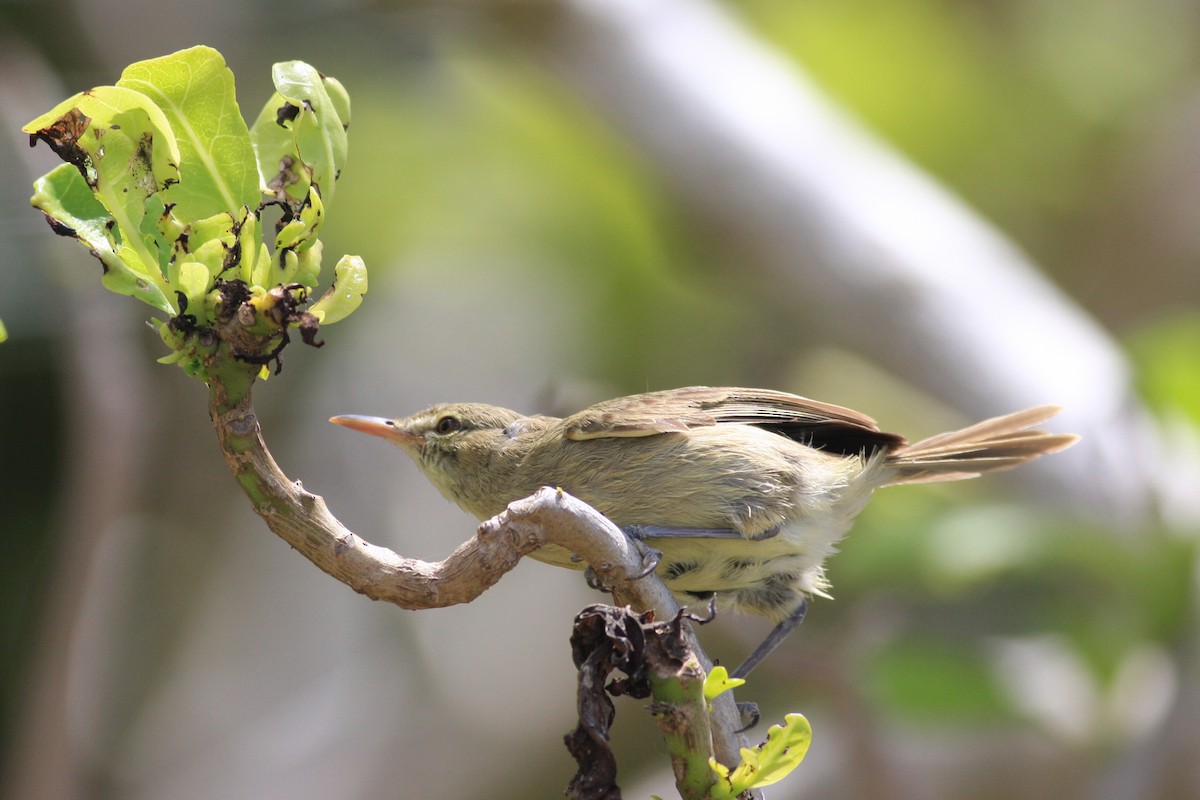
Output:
(496, 0), (1195, 524)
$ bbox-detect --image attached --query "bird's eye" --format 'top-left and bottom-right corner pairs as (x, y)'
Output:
(435, 415), (462, 434)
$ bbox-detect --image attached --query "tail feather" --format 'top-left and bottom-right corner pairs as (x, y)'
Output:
(885, 405), (1078, 486)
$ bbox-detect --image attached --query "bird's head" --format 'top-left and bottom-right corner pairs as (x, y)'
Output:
(330, 402), (532, 517)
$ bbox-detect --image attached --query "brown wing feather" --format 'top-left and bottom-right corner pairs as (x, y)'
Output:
(563, 386), (907, 454)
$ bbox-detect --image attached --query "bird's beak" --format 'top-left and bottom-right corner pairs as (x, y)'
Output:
(329, 415), (419, 447)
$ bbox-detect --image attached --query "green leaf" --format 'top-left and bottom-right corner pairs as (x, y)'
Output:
(24, 85), (183, 292)
(23, 86), (181, 185)
(738, 713), (812, 788)
(250, 98), (310, 203)
(309, 254), (367, 324)
(175, 260), (211, 322)
(141, 194), (174, 276)
(31, 164), (174, 314)
(709, 713), (811, 797)
(251, 61), (349, 207)
(116, 46), (260, 220)
(703, 665), (746, 703)
(0, 318), (7, 343)
(274, 185), (325, 255)
(291, 239), (323, 288)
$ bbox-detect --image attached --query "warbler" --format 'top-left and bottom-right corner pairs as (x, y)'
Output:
(331, 386), (1077, 676)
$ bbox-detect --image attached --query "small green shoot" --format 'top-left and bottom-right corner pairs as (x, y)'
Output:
(707, 713), (811, 799)
(702, 665), (746, 704)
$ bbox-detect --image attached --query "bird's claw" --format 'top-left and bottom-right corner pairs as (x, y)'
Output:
(633, 543), (661, 580)
(582, 537), (662, 592)
(583, 565), (608, 593)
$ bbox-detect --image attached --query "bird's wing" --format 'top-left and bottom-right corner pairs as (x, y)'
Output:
(562, 386), (907, 453)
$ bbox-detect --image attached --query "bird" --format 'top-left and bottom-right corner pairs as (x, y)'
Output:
(330, 386), (1077, 677)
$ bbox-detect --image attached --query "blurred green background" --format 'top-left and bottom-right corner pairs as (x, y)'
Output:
(1, 1), (1198, 798)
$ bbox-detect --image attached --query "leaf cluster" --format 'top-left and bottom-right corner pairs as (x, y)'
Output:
(23, 46), (367, 381)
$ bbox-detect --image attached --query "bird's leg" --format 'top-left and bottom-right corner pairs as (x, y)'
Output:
(623, 523), (781, 542)
(622, 524), (745, 540)
(620, 522), (803, 675)
(730, 598), (808, 680)
(727, 599), (809, 730)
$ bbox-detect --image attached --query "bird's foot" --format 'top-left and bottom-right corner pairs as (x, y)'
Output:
(583, 565), (608, 593)
(633, 542), (662, 580)
(582, 539), (661, 592)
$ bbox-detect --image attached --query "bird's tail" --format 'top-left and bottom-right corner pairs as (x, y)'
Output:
(884, 406), (1078, 486)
